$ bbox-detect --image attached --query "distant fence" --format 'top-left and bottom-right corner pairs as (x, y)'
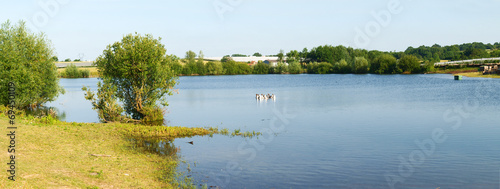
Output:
(434, 57), (500, 66)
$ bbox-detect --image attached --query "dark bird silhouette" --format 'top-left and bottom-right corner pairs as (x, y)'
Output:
(187, 141), (194, 145)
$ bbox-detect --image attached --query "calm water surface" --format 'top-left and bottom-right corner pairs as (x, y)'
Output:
(48, 74), (500, 188)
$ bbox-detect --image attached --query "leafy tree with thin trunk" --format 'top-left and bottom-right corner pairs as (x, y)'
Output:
(277, 49), (285, 63)
(85, 33), (177, 125)
(0, 20), (63, 109)
(184, 50), (197, 75)
(196, 51), (206, 75)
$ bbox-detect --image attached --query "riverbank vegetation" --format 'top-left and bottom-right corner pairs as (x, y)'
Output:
(173, 42), (499, 76)
(0, 20), (63, 109)
(84, 33), (177, 125)
(59, 63), (90, 78)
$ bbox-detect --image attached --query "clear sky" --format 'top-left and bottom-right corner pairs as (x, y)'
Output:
(2, 0), (500, 60)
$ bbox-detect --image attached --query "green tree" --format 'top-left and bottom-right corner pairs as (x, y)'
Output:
(286, 50), (300, 63)
(221, 56), (233, 63)
(273, 62), (288, 74)
(0, 20), (63, 109)
(231, 54), (247, 57)
(398, 55), (420, 73)
(252, 52), (262, 57)
(184, 50), (197, 75)
(205, 61), (224, 75)
(300, 48), (308, 62)
(167, 55), (183, 75)
(185, 50), (196, 62)
(236, 62), (252, 74)
(370, 54), (397, 74)
(222, 59), (237, 75)
(352, 57), (369, 74)
(333, 59), (350, 74)
(88, 33), (177, 124)
(52, 56), (58, 62)
(316, 62), (333, 74)
(64, 58), (71, 62)
(196, 50), (206, 75)
(252, 61), (270, 74)
(288, 62), (302, 74)
(277, 49), (285, 63)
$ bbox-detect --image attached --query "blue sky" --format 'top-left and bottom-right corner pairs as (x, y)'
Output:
(2, 0), (500, 60)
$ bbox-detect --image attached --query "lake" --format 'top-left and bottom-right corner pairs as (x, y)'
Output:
(47, 74), (500, 188)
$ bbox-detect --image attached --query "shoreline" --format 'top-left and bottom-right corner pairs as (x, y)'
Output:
(0, 109), (210, 188)
(57, 66), (500, 79)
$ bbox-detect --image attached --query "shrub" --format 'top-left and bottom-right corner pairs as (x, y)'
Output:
(252, 62), (270, 74)
(371, 54), (397, 74)
(205, 61), (224, 75)
(333, 59), (350, 73)
(62, 64), (90, 78)
(0, 20), (63, 109)
(288, 62), (302, 74)
(352, 57), (370, 74)
(398, 55), (421, 73)
(87, 33), (177, 125)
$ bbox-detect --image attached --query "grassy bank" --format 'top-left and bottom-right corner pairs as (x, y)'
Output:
(453, 72), (500, 79)
(430, 66), (500, 78)
(431, 66), (479, 74)
(0, 108), (212, 188)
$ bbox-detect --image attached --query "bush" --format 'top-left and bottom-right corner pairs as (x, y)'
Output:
(398, 55), (421, 73)
(88, 33), (177, 125)
(80, 69), (90, 78)
(252, 62), (270, 74)
(288, 62), (302, 74)
(62, 64), (90, 78)
(168, 59), (183, 76)
(371, 54), (398, 74)
(317, 62), (333, 74)
(0, 20), (63, 109)
(333, 59), (350, 73)
(274, 62), (288, 74)
(236, 62), (252, 74)
(352, 57), (370, 74)
(205, 61), (224, 75)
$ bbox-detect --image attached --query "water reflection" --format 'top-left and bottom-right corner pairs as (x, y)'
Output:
(25, 106), (66, 120)
(127, 137), (179, 157)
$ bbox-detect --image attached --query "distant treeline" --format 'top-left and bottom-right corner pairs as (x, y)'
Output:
(169, 42), (500, 76)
